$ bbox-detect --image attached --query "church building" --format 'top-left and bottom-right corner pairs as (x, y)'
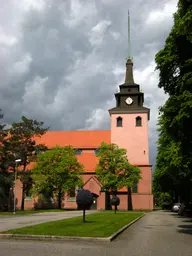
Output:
(15, 56), (153, 211)
(15, 15), (153, 211)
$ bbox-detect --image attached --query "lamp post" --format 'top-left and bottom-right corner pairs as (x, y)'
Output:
(13, 159), (21, 215)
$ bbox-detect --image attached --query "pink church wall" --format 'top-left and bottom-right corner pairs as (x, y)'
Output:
(108, 193), (153, 211)
(132, 194), (153, 210)
(15, 179), (35, 210)
(83, 176), (101, 196)
(139, 167), (152, 194)
(97, 192), (105, 210)
(14, 174), (153, 211)
(110, 113), (149, 165)
(15, 179), (23, 209)
(115, 194), (127, 210)
(63, 200), (76, 209)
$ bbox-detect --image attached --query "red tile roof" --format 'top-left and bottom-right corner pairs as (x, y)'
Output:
(35, 130), (110, 149)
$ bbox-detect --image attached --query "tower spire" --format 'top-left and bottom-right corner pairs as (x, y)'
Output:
(125, 10), (135, 84)
(128, 10), (131, 60)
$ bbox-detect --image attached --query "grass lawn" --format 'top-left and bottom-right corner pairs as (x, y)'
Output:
(3, 211), (144, 237)
(0, 209), (66, 216)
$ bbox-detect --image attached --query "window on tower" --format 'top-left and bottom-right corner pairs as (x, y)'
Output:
(116, 116), (123, 127)
(136, 116), (142, 127)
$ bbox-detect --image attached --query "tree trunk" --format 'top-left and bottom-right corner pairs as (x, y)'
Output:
(128, 186), (133, 211)
(115, 205), (117, 214)
(83, 208), (86, 222)
(105, 191), (112, 210)
(58, 189), (62, 209)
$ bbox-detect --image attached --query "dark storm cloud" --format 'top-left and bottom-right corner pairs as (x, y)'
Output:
(0, 0), (177, 168)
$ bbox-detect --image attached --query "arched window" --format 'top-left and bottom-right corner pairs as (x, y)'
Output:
(116, 116), (123, 127)
(136, 116), (142, 127)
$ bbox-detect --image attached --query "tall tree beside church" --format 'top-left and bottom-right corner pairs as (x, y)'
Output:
(96, 143), (127, 192)
(96, 142), (141, 210)
(154, 0), (192, 202)
(8, 116), (48, 211)
(153, 114), (182, 203)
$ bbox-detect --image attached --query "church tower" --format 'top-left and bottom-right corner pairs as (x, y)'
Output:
(109, 12), (153, 210)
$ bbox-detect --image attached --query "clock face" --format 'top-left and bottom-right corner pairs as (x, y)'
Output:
(125, 97), (133, 105)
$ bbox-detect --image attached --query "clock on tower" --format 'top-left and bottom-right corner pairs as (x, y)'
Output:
(125, 97), (133, 105)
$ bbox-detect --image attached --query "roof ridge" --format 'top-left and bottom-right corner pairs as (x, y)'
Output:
(47, 130), (110, 133)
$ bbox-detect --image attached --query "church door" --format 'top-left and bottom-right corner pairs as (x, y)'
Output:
(90, 193), (98, 210)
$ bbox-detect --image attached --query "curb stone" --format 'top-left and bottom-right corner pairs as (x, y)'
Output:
(108, 213), (145, 241)
(0, 234), (109, 242)
(0, 214), (145, 242)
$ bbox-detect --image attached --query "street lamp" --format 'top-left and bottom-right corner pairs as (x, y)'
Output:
(13, 159), (21, 215)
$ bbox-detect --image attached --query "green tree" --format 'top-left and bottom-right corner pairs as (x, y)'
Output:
(96, 142), (141, 210)
(152, 113), (188, 203)
(155, 0), (192, 96)
(32, 146), (84, 209)
(96, 143), (127, 192)
(154, 0), (192, 203)
(8, 116), (48, 211)
(158, 192), (173, 210)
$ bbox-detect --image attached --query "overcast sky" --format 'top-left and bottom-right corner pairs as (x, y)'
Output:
(0, 0), (178, 168)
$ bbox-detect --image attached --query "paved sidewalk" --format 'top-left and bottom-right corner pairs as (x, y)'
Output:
(0, 210), (97, 232)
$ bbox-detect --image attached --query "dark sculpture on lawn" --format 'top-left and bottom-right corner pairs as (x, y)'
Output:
(76, 189), (93, 222)
(110, 195), (120, 214)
